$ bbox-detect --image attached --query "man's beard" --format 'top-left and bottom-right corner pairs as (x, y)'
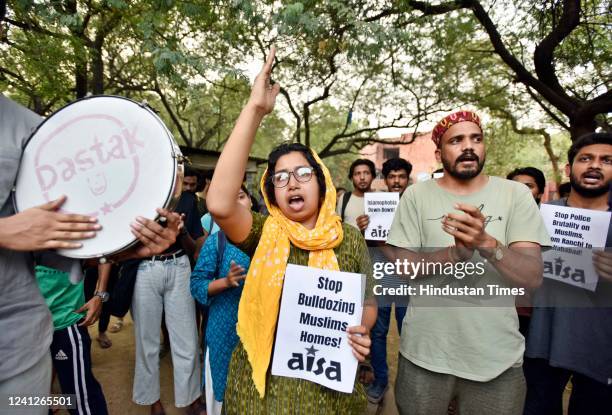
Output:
(355, 181), (370, 192)
(570, 170), (610, 198)
(442, 151), (485, 180)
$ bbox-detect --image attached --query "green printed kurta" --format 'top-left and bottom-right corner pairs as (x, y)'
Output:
(222, 212), (373, 414)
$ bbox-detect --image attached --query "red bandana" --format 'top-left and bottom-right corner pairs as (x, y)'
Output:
(431, 111), (481, 147)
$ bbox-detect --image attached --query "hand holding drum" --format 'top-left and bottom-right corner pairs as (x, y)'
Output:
(13, 96), (184, 260)
(0, 195), (99, 251)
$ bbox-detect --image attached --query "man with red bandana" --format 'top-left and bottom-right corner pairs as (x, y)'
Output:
(387, 110), (550, 415)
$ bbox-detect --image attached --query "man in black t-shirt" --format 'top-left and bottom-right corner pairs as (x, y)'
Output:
(525, 133), (612, 415)
(184, 166), (208, 217)
(169, 189), (205, 261)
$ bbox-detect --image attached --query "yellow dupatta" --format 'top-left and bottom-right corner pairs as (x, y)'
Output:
(236, 149), (343, 397)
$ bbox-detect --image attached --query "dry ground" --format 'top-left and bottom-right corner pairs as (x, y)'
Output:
(53, 311), (401, 415)
(54, 309), (566, 415)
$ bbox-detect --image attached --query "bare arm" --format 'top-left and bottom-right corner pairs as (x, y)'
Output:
(76, 262), (112, 327)
(0, 196), (99, 251)
(111, 208), (181, 261)
(347, 299), (377, 361)
(193, 236), (204, 262)
(96, 262), (111, 292)
(207, 262), (246, 297)
(207, 47), (280, 243)
(483, 241), (543, 289)
(443, 203), (543, 289)
(361, 299), (377, 331)
(179, 230), (197, 257)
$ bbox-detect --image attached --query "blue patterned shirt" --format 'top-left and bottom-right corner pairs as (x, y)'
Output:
(190, 232), (250, 401)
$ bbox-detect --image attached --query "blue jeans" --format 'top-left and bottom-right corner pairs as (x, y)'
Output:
(370, 304), (407, 387)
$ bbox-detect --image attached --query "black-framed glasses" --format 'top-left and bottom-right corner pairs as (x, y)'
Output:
(271, 166), (315, 188)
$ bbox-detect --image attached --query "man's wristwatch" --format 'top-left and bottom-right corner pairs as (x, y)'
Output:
(94, 291), (110, 303)
(485, 240), (504, 262)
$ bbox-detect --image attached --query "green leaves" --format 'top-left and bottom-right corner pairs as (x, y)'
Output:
(2, 0), (607, 160)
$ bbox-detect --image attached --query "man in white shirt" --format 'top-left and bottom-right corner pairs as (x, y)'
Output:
(337, 158), (375, 232)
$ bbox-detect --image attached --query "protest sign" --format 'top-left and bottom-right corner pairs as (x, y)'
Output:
(271, 264), (364, 393)
(540, 204), (611, 291)
(364, 192), (399, 241)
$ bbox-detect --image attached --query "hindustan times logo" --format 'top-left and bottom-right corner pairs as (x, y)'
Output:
(372, 259), (486, 280)
(372, 283), (526, 297)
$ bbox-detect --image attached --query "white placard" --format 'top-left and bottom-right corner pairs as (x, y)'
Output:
(364, 192), (399, 241)
(540, 204), (611, 291)
(271, 264), (364, 393)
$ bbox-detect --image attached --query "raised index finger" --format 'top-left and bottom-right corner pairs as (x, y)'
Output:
(262, 46), (276, 76)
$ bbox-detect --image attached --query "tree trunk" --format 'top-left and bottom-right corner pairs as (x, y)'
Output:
(74, 55), (88, 99)
(541, 132), (562, 185)
(91, 40), (104, 95)
(568, 116), (597, 141)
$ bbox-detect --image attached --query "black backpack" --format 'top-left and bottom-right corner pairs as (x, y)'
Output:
(340, 191), (352, 221)
(209, 216), (227, 276)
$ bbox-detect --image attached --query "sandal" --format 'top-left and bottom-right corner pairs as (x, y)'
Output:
(358, 362), (374, 385)
(108, 319), (124, 333)
(96, 335), (112, 349)
(151, 401), (166, 415)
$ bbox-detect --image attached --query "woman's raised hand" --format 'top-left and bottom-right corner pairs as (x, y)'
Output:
(247, 46), (281, 116)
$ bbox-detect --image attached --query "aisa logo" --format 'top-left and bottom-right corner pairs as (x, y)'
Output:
(370, 225), (388, 240)
(544, 257), (586, 284)
(287, 345), (342, 382)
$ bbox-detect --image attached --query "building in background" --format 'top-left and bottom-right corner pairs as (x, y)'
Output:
(179, 146), (266, 196)
(359, 132), (439, 190)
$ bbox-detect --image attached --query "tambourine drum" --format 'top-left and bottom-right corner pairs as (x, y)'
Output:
(14, 95), (184, 259)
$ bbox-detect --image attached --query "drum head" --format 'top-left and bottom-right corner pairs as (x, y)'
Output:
(14, 96), (182, 258)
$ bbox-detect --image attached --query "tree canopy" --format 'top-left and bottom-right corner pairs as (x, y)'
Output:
(1, 0), (608, 175)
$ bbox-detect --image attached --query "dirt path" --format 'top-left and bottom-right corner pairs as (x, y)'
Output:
(56, 311), (569, 415)
(65, 312), (402, 415)
(82, 316), (184, 415)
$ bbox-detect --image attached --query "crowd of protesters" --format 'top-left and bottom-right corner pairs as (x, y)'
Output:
(1, 30), (611, 415)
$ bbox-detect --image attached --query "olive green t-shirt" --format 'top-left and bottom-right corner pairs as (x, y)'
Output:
(221, 212), (374, 413)
(387, 176), (550, 381)
(237, 212), (374, 299)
